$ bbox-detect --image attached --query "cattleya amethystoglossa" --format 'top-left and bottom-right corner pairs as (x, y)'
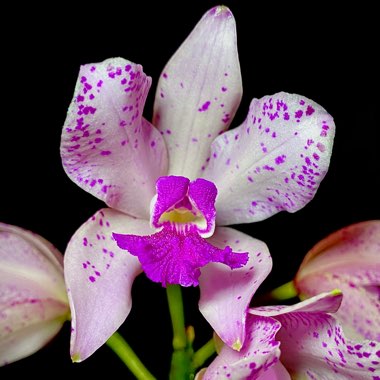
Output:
(196, 291), (380, 379)
(294, 220), (380, 342)
(0, 222), (69, 366)
(60, 5), (335, 361)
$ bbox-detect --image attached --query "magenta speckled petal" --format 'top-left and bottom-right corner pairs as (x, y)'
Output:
(250, 291), (380, 379)
(113, 226), (247, 287)
(202, 316), (281, 380)
(153, 6), (242, 179)
(64, 208), (153, 362)
(0, 223), (69, 366)
(275, 312), (380, 379)
(295, 220), (380, 341)
(199, 227), (272, 350)
(257, 362), (291, 380)
(250, 290), (343, 317)
(203, 92), (335, 225)
(61, 57), (168, 219)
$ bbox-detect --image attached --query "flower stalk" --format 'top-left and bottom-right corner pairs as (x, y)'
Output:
(166, 285), (193, 379)
(106, 332), (156, 380)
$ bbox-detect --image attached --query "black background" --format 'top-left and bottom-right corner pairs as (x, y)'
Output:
(1, 1), (378, 378)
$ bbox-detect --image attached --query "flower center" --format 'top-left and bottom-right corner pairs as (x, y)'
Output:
(150, 176), (216, 238)
(159, 208), (204, 226)
(113, 175), (248, 287)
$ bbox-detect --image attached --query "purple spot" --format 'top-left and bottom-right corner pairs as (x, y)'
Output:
(263, 165), (275, 171)
(89, 276), (96, 283)
(82, 106), (97, 115)
(221, 86), (227, 92)
(275, 155), (286, 165)
(101, 150), (112, 156)
(317, 142), (326, 152)
(222, 114), (230, 123)
(306, 105), (315, 115)
(163, 73), (168, 79)
(295, 110), (303, 119)
(198, 101), (211, 112)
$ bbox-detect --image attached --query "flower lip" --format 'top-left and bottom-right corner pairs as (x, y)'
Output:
(150, 176), (217, 238)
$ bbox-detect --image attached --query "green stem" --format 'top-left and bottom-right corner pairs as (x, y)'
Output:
(191, 338), (216, 371)
(106, 332), (156, 380)
(166, 285), (187, 350)
(269, 280), (298, 301)
(166, 285), (191, 380)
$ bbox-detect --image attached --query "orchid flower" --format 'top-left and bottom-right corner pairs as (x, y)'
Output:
(197, 290), (380, 379)
(294, 220), (380, 342)
(61, 5), (335, 361)
(0, 222), (69, 366)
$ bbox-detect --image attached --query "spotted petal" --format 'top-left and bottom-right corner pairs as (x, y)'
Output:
(64, 208), (153, 362)
(201, 316), (281, 380)
(276, 313), (379, 379)
(204, 92), (335, 225)
(199, 227), (272, 350)
(250, 291), (380, 379)
(0, 223), (69, 366)
(257, 362), (291, 380)
(295, 220), (380, 341)
(61, 58), (168, 219)
(153, 5), (242, 179)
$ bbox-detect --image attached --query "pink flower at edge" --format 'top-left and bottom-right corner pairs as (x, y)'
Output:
(294, 220), (380, 342)
(198, 291), (380, 379)
(0, 222), (70, 366)
(60, 6), (335, 361)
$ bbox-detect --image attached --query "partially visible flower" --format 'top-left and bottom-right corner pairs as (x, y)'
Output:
(61, 5), (335, 361)
(198, 291), (380, 379)
(294, 220), (380, 341)
(0, 222), (69, 366)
